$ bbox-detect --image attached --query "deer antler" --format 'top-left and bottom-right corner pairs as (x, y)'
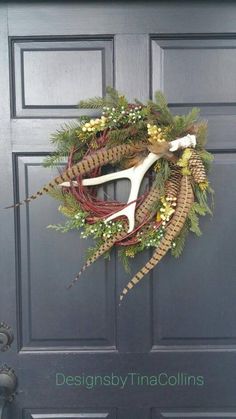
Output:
(60, 134), (196, 232)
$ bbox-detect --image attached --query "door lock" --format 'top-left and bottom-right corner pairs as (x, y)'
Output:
(0, 365), (17, 419)
(0, 323), (14, 352)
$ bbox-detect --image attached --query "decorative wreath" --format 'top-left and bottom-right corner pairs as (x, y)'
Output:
(9, 88), (214, 304)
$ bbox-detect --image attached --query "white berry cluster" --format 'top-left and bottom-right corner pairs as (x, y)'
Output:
(102, 220), (123, 239)
(73, 212), (86, 227)
(138, 225), (165, 248)
(80, 219), (124, 240)
(126, 106), (143, 124)
(102, 105), (143, 127)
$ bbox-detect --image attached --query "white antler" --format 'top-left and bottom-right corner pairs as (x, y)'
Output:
(60, 134), (196, 232)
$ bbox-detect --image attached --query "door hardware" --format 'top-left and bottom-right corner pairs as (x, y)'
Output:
(0, 365), (17, 419)
(0, 323), (14, 352)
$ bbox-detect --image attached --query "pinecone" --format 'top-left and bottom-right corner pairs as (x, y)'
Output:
(165, 166), (182, 202)
(188, 150), (207, 184)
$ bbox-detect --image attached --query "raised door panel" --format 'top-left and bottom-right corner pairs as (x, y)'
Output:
(154, 411), (236, 418)
(151, 153), (236, 349)
(23, 410), (116, 419)
(15, 155), (117, 351)
(151, 35), (236, 149)
(10, 38), (113, 118)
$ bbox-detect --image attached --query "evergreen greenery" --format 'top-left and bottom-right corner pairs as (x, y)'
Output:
(171, 221), (189, 258)
(79, 86), (126, 109)
(44, 87), (213, 273)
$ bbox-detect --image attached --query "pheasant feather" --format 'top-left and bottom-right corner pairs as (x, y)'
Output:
(5, 143), (140, 209)
(67, 183), (162, 288)
(119, 176), (194, 303)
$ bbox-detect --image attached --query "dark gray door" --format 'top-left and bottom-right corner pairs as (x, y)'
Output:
(1, 1), (236, 418)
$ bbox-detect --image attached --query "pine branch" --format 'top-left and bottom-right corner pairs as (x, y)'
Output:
(196, 121), (208, 148)
(78, 96), (107, 109)
(134, 98), (144, 106)
(107, 122), (146, 146)
(183, 107), (200, 127)
(153, 159), (171, 196)
(48, 189), (83, 215)
(198, 149), (214, 172)
(47, 220), (77, 233)
(118, 248), (132, 274)
(78, 86), (122, 109)
(47, 187), (66, 202)
(43, 153), (66, 168)
(187, 205), (202, 236)
(193, 185), (213, 215)
(191, 201), (208, 216)
(44, 121), (83, 169)
(171, 221), (189, 257)
(105, 86), (120, 104)
(50, 121), (80, 146)
(152, 91), (174, 125)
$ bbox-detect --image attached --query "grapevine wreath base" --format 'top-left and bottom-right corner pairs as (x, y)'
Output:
(8, 88), (214, 304)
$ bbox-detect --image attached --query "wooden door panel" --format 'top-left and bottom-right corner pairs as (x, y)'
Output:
(1, 2), (236, 417)
(23, 410), (116, 419)
(152, 154), (236, 347)
(151, 35), (236, 150)
(15, 155), (116, 351)
(153, 411), (236, 418)
(10, 37), (113, 118)
(152, 37), (236, 104)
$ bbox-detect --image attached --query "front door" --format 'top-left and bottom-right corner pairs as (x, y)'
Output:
(1, 2), (236, 418)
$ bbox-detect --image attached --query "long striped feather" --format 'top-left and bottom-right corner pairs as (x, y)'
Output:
(67, 183), (161, 288)
(5, 143), (137, 209)
(119, 176), (194, 303)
